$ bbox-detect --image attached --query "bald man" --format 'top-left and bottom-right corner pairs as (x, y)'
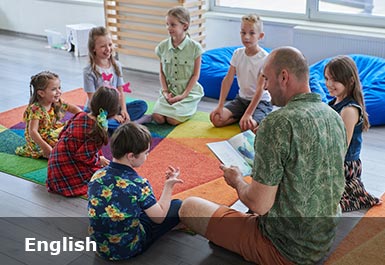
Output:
(179, 47), (347, 264)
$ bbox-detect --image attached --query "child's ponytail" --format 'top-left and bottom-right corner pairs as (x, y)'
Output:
(88, 86), (120, 145)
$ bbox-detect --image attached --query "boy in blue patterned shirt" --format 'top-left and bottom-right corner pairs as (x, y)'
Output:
(87, 122), (183, 260)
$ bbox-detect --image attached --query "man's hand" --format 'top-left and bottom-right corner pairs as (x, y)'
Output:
(220, 164), (243, 189)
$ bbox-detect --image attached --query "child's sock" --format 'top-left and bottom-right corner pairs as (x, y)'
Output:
(135, 114), (153, 124)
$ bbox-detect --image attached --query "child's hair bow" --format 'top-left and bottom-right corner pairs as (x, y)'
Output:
(97, 108), (108, 130)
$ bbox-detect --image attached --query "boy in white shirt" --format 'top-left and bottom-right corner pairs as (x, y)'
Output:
(210, 14), (272, 132)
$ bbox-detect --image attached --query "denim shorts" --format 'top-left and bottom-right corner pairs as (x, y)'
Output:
(225, 95), (273, 123)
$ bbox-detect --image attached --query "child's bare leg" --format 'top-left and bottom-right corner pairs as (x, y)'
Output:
(166, 117), (182, 126)
(152, 113), (166, 124)
(210, 108), (237, 127)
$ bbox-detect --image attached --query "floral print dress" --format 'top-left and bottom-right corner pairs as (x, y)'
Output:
(15, 102), (68, 158)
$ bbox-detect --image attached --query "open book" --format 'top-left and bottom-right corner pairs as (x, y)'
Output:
(207, 130), (255, 176)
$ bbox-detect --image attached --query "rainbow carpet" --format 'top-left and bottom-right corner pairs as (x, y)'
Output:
(325, 193), (385, 264)
(0, 88), (244, 205)
(2, 89), (384, 262)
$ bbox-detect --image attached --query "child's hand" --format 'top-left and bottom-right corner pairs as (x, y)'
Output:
(120, 110), (131, 122)
(239, 115), (258, 131)
(42, 146), (52, 159)
(252, 123), (260, 134)
(163, 91), (173, 104)
(168, 94), (184, 104)
(210, 107), (223, 122)
(164, 165), (183, 187)
(99, 156), (110, 167)
(113, 114), (126, 124)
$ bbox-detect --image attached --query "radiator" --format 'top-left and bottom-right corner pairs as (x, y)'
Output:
(293, 25), (385, 64)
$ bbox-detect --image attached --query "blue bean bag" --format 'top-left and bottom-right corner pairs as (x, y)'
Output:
(309, 54), (385, 126)
(199, 46), (271, 100)
(199, 46), (241, 100)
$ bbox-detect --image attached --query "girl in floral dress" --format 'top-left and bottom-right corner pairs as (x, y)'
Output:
(15, 71), (81, 159)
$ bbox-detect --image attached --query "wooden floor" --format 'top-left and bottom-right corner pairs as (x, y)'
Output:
(1, 31), (384, 265)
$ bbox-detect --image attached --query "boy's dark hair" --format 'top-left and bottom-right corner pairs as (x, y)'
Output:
(88, 86), (120, 146)
(110, 122), (152, 159)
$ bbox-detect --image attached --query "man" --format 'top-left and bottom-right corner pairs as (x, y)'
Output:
(179, 46), (347, 264)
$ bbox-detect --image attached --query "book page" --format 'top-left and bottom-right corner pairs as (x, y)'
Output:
(227, 130), (255, 167)
(207, 141), (252, 176)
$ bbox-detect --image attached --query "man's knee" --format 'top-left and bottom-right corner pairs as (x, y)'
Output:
(179, 196), (202, 218)
(179, 197), (220, 236)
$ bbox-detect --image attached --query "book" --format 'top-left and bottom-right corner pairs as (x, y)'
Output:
(207, 130), (255, 176)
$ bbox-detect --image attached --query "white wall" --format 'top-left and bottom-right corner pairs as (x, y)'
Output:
(205, 13), (295, 51)
(1, 1), (384, 73)
(0, 0), (104, 37)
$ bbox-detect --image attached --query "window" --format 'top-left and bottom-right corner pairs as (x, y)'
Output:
(212, 0), (385, 28)
(213, 0), (307, 16)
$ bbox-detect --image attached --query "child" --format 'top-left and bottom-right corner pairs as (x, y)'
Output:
(324, 55), (382, 212)
(46, 86), (120, 197)
(88, 122), (183, 260)
(83, 26), (148, 131)
(15, 71), (82, 159)
(152, 6), (204, 125)
(209, 14), (273, 132)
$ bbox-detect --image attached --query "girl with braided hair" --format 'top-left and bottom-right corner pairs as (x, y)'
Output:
(15, 71), (81, 159)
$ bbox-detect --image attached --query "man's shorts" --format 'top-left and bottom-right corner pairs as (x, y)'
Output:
(205, 206), (293, 265)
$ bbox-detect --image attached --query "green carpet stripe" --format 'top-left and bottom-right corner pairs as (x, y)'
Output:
(0, 129), (26, 154)
(0, 153), (47, 175)
(1, 97), (243, 200)
(22, 167), (47, 185)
